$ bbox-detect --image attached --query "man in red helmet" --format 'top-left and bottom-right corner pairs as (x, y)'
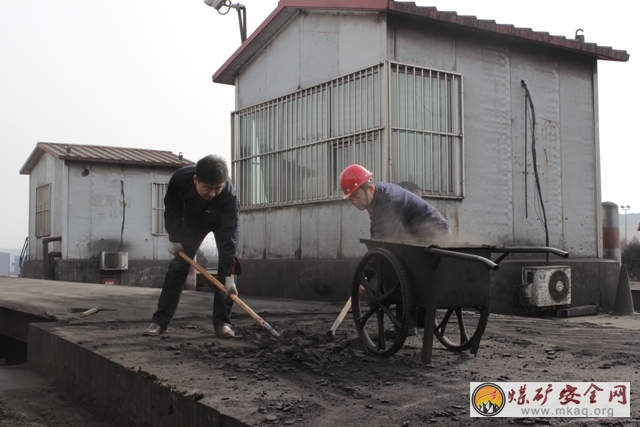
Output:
(340, 164), (449, 242)
(340, 163), (450, 336)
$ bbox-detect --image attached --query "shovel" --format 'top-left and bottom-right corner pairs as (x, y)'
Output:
(327, 297), (351, 336)
(177, 251), (280, 338)
(76, 307), (117, 317)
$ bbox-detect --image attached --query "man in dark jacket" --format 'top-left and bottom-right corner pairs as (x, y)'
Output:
(340, 164), (450, 336)
(143, 155), (240, 338)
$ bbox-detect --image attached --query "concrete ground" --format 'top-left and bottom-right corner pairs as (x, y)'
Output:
(1, 276), (640, 426)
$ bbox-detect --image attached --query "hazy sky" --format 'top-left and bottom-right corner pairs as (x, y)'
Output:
(0, 0), (636, 249)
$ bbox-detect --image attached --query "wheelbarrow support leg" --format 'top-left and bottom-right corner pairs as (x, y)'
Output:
(470, 304), (490, 355)
(421, 302), (438, 365)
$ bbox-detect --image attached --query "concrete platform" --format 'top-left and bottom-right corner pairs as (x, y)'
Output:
(0, 277), (339, 426)
(3, 276), (640, 426)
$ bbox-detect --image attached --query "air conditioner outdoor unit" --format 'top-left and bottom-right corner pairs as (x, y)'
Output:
(521, 266), (571, 307)
(99, 251), (128, 270)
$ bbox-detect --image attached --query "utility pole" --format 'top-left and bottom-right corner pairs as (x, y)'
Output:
(621, 205), (631, 246)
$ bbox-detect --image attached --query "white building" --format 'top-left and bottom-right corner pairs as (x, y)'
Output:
(0, 253), (9, 277)
(213, 0), (629, 313)
(19, 142), (191, 286)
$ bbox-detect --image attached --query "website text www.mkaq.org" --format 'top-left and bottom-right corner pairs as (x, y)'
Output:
(520, 406), (616, 417)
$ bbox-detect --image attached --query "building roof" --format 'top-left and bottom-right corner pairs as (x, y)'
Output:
(19, 142), (193, 175)
(213, 0), (630, 85)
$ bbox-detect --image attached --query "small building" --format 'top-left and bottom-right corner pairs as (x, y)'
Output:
(0, 253), (9, 277)
(19, 142), (192, 286)
(13, 255), (20, 276)
(213, 0), (629, 314)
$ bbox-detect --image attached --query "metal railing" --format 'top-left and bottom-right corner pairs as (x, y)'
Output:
(19, 236), (28, 270)
(232, 61), (464, 208)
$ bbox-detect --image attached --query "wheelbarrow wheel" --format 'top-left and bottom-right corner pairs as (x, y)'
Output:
(351, 247), (412, 357)
(433, 306), (490, 352)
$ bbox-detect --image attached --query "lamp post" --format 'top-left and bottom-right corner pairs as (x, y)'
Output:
(621, 205), (631, 246)
(204, 0), (247, 43)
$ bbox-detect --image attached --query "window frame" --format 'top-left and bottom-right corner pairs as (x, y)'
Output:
(388, 61), (464, 198)
(35, 183), (52, 238)
(232, 61), (464, 209)
(151, 182), (168, 235)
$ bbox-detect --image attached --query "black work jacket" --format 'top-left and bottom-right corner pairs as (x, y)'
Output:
(164, 165), (240, 276)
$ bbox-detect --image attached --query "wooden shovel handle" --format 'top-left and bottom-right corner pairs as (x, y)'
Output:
(177, 251), (280, 337)
(329, 297), (351, 334)
(81, 307), (99, 317)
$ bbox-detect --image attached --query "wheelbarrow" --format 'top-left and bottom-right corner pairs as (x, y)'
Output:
(351, 238), (569, 364)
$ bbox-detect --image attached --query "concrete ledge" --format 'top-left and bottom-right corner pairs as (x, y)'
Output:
(6, 276), (640, 425)
(27, 323), (249, 427)
(0, 307), (53, 342)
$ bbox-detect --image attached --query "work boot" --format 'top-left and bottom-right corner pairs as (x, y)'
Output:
(384, 326), (417, 339)
(143, 323), (167, 336)
(215, 325), (236, 339)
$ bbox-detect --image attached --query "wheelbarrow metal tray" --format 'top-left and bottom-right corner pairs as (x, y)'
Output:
(360, 239), (493, 309)
(355, 239), (568, 364)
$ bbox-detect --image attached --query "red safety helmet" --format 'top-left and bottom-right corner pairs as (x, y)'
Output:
(339, 164), (373, 198)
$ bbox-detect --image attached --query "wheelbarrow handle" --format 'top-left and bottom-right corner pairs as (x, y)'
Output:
(423, 247), (499, 270)
(177, 251), (280, 337)
(491, 246), (569, 264)
(492, 246), (569, 258)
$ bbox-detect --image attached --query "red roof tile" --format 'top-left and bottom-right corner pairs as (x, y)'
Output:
(19, 142), (193, 174)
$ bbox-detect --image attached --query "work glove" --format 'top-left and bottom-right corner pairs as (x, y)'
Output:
(225, 275), (238, 299)
(167, 242), (184, 256)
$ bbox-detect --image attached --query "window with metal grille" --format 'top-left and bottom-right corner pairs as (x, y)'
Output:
(233, 61), (463, 208)
(35, 184), (51, 237)
(151, 182), (168, 235)
(389, 63), (463, 197)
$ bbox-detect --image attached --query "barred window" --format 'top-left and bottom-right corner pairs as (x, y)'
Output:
(233, 61), (463, 208)
(151, 182), (168, 235)
(35, 184), (51, 237)
(390, 63), (463, 197)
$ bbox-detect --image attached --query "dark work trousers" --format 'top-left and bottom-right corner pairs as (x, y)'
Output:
(151, 228), (234, 330)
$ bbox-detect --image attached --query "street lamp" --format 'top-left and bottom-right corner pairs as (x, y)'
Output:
(204, 0), (247, 43)
(621, 205), (631, 245)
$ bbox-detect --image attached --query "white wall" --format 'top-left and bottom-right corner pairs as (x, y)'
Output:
(235, 11), (601, 260)
(28, 156), (177, 261)
(238, 201), (370, 261)
(67, 162), (175, 260)
(237, 11), (386, 109)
